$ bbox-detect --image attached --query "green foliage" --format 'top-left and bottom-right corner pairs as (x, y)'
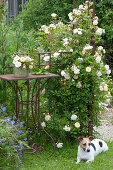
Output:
(96, 0), (113, 76)
(16, 0), (73, 31)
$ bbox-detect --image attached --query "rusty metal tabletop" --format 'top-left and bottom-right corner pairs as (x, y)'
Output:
(0, 73), (60, 81)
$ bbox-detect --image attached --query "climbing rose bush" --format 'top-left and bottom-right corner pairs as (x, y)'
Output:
(38, 1), (112, 144)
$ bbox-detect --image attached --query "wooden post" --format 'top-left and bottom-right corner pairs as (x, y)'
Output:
(73, 0), (76, 9)
(89, 0), (96, 136)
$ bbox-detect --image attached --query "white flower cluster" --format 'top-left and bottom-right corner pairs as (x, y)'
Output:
(99, 82), (108, 91)
(61, 70), (70, 80)
(63, 125), (71, 131)
(68, 2), (89, 21)
(13, 55), (33, 69)
(71, 65), (80, 75)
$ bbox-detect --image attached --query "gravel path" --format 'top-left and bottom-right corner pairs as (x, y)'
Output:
(94, 107), (113, 142)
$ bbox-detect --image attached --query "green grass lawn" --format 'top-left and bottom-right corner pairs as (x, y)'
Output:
(19, 141), (113, 170)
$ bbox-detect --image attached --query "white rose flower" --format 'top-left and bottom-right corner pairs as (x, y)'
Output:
(20, 57), (26, 62)
(93, 20), (98, 25)
(74, 122), (80, 128)
(106, 69), (111, 75)
(15, 61), (21, 68)
(86, 67), (91, 72)
(29, 65), (33, 69)
(49, 24), (56, 29)
(99, 85), (103, 91)
(14, 55), (20, 61)
(63, 41), (69, 47)
(51, 13), (57, 18)
(76, 82), (82, 88)
(70, 49), (73, 52)
(53, 52), (60, 58)
(57, 143), (63, 148)
(74, 68), (80, 75)
(45, 115), (51, 121)
(71, 114), (77, 120)
(96, 28), (105, 36)
(61, 70), (65, 76)
(79, 5), (84, 10)
(73, 29), (78, 34)
(97, 71), (102, 77)
(43, 55), (50, 62)
(95, 56), (101, 63)
(64, 73), (70, 80)
(103, 85), (108, 91)
(105, 65), (109, 70)
(63, 125), (71, 132)
(41, 121), (46, 128)
(98, 46), (103, 51)
(63, 38), (68, 42)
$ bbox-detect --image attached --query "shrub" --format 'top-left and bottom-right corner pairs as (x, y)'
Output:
(0, 106), (28, 169)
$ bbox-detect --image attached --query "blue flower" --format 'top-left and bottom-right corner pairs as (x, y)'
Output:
(0, 140), (2, 144)
(16, 146), (20, 150)
(13, 115), (16, 119)
(12, 141), (15, 145)
(18, 129), (22, 134)
(19, 122), (23, 127)
(5, 117), (11, 122)
(19, 152), (22, 157)
(16, 166), (20, 169)
(24, 138), (27, 141)
(11, 120), (15, 127)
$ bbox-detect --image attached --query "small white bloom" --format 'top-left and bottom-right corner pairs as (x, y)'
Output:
(49, 24), (56, 29)
(61, 70), (65, 76)
(76, 82), (82, 88)
(14, 55), (20, 61)
(98, 46), (103, 51)
(86, 67), (91, 72)
(96, 28), (105, 36)
(106, 69), (111, 75)
(43, 55), (50, 62)
(45, 65), (50, 70)
(57, 143), (63, 148)
(51, 13), (57, 18)
(70, 49), (73, 52)
(15, 61), (21, 68)
(53, 52), (60, 58)
(63, 38), (68, 42)
(103, 84), (108, 91)
(71, 114), (77, 120)
(63, 41), (69, 47)
(68, 12), (73, 21)
(74, 122), (80, 128)
(79, 5), (84, 10)
(63, 125), (71, 132)
(99, 85), (103, 91)
(29, 65), (33, 69)
(78, 31), (82, 35)
(95, 56), (101, 63)
(97, 71), (102, 77)
(41, 121), (46, 128)
(45, 115), (51, 121)
(73, 29), (78, 34)
(64, 73), (70, 80)
(20, 57), (26, 62)
(105, 65), (109, 70)
(93, 20), (98, 25)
